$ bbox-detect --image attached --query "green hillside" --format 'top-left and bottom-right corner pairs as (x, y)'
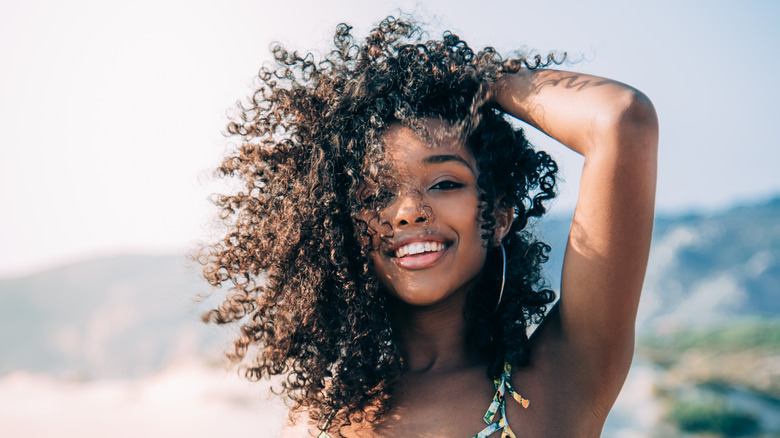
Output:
(638, 320), (780, 437)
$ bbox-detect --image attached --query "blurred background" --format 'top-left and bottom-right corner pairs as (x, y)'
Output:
(1, 0), (778, 436)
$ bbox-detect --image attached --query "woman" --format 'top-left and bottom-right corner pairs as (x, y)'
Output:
(201, 16), (658, 437)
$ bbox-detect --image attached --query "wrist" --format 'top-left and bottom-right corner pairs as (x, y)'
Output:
(489, 70), (537, 119)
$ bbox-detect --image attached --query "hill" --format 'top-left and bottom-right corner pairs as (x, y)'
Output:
(540, 196), (780, 334)
(0, 255), (224, 379)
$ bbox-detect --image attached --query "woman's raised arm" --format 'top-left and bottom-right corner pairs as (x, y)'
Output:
(491, 69), (659, 399)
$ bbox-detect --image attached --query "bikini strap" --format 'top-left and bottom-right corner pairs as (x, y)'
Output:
(476, 362), (529, 438)
(316, 412), (335, 438)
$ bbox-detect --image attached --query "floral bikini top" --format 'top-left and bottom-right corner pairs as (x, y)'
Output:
(317, 362), (529, 438)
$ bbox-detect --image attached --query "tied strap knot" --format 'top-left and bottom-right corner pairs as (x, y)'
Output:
(475, 362), (529, 438)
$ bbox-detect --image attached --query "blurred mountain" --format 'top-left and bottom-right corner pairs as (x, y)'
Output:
(640, 198), (780, 331)
(1, 196), (778, 379)
(0, 255), (226, 379)
(540, 195), (780, 334)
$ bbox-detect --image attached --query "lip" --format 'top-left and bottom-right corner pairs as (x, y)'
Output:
(385, 234), (451, 270)
(393, 246), (450, 270)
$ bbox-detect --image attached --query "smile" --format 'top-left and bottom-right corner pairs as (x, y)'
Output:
(394, 241), (446, 258)
(389, 239), (450, 270)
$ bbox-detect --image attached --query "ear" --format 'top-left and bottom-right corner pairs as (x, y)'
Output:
(493, 202), (514, 245)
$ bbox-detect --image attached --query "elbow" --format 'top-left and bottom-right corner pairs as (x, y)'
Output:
(595, 87), (659, 155)
(622, 88), (659, 141)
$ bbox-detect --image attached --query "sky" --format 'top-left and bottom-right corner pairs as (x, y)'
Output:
(1, 0), (778, 277)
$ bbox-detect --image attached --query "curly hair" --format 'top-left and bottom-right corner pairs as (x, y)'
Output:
(200, 16), (560, 433)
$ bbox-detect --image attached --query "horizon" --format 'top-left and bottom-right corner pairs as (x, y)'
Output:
(2, 192), (777, 281)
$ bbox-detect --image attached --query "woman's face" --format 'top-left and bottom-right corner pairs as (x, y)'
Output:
(365, 121), (497, 307)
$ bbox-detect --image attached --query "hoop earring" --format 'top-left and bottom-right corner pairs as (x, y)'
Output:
(494, 243), (506, 312)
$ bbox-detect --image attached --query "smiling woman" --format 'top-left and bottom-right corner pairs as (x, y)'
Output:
(366, 122), (491, 307)
(200, 15), (657, 438)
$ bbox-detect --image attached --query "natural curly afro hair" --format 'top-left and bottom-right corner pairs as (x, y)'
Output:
(200, 15), (560, 433)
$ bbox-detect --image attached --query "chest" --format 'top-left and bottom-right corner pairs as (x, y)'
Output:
(333, 368), (601, 438)
(374, 371), (497, 436)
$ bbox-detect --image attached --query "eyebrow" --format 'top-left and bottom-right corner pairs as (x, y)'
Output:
(423, 154), (472, 169)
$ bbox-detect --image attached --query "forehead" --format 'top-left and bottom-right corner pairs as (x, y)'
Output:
(381, 120), (476, 169)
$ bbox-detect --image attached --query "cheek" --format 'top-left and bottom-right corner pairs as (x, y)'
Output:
(455, 203), (490, 275)
(462, 240), (489, 278)
(369, 251), (399, 295)
(354, 211), (388, 249)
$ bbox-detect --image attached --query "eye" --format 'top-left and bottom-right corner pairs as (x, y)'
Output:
(431, 180), (464, 190)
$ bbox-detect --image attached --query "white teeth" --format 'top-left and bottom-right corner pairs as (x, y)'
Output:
(394, 241), (444, 258)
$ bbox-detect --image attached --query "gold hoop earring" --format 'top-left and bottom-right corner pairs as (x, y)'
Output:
(494, 243), (506, 312)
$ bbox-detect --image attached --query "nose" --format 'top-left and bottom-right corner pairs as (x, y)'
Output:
(392, 191), (430, 227)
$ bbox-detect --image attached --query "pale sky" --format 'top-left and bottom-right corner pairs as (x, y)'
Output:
(1, 0), (778, 277)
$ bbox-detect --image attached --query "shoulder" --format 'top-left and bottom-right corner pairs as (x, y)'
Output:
(514, 302), (628, 417)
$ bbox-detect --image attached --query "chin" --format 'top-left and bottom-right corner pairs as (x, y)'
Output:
(387, 281), (471, 308)
(392, 292), (448, 307)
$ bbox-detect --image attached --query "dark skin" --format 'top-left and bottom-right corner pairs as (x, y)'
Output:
(283, 68), (658, 437)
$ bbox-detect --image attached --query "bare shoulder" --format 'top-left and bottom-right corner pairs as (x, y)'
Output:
(504, 306), (613, 436)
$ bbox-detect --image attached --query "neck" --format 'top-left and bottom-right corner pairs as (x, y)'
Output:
(388, 288), (483, 374)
